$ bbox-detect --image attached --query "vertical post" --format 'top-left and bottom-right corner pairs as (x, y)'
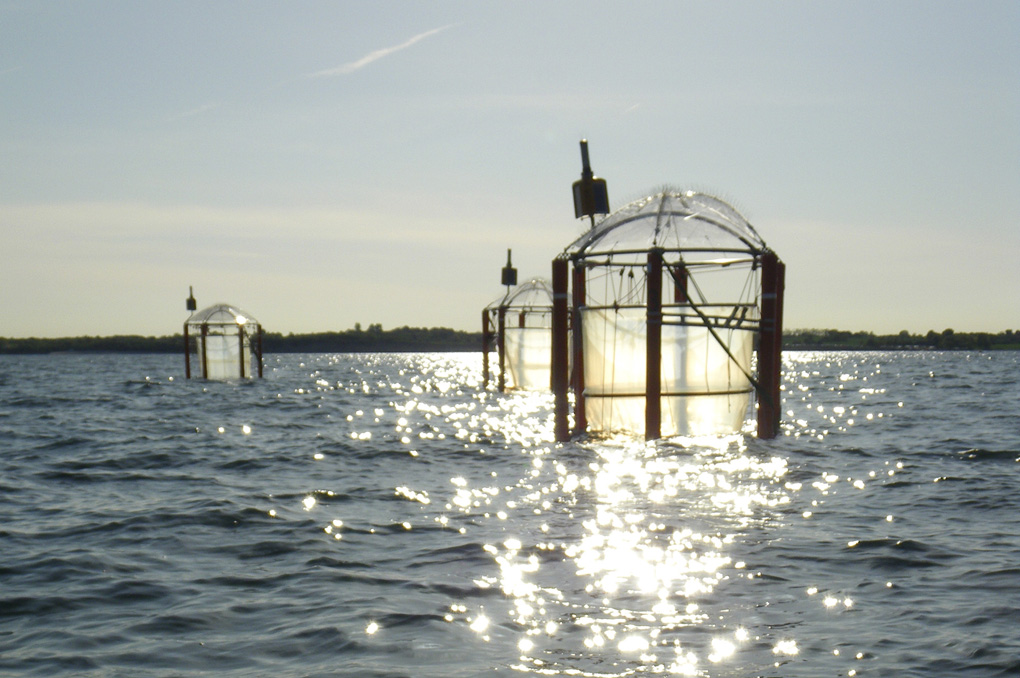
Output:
(672, 263), (689, 303)
(571, 259), (587, 435)
(184, 324), (191, 379)
(497, 305), (507, 392)
(669, 261), (688, 434)
(257, 326), (264, 378)
(551, 257), (570, 442)
(773, 259), (786, 426)
(481, 309), (492, 390)
(757, 251), (785, 439)
(200, 324), (209, 380)
(646, 249), (663, 440)
(238, 327), (246, 379)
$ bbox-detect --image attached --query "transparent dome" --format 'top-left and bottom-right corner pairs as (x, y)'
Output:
(184, 303), (263, 380)
(565, 190), (767, 260)
(186, 303), (259, 328)
(486, 278), (553, 311)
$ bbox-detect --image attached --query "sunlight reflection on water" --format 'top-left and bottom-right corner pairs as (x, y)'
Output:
(413, 351), (918, 676)
(278, 351), (1011, 677)
(782, 352), (900, 441)
(456, 426), (794, 675)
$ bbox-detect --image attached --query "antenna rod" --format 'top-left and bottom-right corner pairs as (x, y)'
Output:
(580, 139), (592, 177)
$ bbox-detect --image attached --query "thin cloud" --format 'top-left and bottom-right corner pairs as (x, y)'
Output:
(306, 24), (457, 78)
(180, 102), (220, 118)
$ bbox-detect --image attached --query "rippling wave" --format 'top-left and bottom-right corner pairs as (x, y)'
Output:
(0, 350), (1017, 677)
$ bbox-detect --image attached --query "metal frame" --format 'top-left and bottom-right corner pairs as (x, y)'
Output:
(482, 281), (554, 393)
(184, 306), (264, 380)
(552, 243), (784, 441)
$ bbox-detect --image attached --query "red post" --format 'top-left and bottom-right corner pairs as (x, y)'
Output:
(552, 257), (571, 442)
(183, 324), (191, 379)
(646, 249), (663, 440)
(672, 263), (689, 303)
(481, 309), (492, 389)
(497, 305), (507, 392)
(238, 327), (246, 378)
(773, 258), (786, 423)
(257, 326), (264, 378)
(571, 260), (587, 435)
(757, 251), (785, 439)
(200, 325), (209, 379)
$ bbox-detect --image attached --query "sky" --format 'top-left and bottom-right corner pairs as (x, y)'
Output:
(2, 0), (1018, 338)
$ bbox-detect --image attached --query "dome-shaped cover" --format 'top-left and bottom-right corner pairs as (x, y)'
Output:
(487, 278), (553, 310)
(565, 190), (767, 258)
(187, 303), (259, 328)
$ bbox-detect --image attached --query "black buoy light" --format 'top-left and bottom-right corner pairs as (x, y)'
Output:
(572, 139), (610, 227)
(551, 142), (785, 441)
(183, 289), (264, 380)
(501, 248), (518, 289)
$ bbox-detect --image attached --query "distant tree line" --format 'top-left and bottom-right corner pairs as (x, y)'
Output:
(0, 325), (483, 355)
(262, 325), (480, 353)
(0, 334), (181, 354)
(2, 326), (1018, 355)
(783, 328), (1020, 351)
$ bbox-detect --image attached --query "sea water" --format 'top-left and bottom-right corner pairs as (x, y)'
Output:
(0, 351), (1017, 677)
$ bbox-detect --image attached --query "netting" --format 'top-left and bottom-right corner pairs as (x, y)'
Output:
(196, 333), (251, 380)
(487, 279), (553, 391)
(581, 307), (754, 437)
(503, 323), (551, 391)
(563, 190), (766, 437)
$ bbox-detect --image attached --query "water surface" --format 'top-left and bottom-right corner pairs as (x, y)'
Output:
(1, 351), (1017, 677)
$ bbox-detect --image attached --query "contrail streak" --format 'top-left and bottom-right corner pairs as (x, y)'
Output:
(306, 24), (457, 78)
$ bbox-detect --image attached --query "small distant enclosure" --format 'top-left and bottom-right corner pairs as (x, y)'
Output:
(482, 278), (554, 392)
(184, 303), (264, 380)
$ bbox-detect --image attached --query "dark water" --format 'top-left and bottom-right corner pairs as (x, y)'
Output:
(1, 351), (1017, 677)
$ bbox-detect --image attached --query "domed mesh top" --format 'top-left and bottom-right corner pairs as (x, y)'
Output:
(187, 304), (259, 328)
(486, 279), (553, 310)
(504, 279), (552, 309)
(565, 190), (767, 258)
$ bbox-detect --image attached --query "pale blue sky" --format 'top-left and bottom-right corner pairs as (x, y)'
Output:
(2, 1), (1017, 338)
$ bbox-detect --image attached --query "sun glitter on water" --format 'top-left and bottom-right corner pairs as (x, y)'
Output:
(452, 423), (795, 675)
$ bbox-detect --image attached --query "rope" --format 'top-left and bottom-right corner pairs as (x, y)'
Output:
(682, 293), (767, 403)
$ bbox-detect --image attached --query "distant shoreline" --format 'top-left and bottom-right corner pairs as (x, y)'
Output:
(0, 326), (478, 355)
(1, 327), (1018, 355)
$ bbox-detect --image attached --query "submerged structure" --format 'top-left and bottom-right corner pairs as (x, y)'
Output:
(552, 143), (785, 441)
(483, 275), (554, 392)
(183, 289), (264, 380)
